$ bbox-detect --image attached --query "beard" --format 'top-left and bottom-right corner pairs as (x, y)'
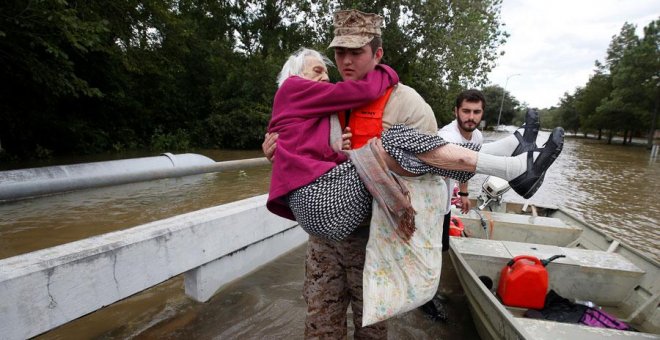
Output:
(457, 117), (479, 132)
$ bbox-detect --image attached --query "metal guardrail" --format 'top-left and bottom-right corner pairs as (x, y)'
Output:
(0, 154), (271, 202)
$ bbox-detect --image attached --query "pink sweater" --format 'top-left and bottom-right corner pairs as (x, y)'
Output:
(267, 64), (399, 220)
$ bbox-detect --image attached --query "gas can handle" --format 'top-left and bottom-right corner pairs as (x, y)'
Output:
(507, 255), (541, 267)
(541, 254), (566, 267)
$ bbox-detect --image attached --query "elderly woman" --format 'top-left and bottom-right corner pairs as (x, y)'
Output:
(266, 48), (563, 241)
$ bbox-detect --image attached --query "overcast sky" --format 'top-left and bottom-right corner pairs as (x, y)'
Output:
(487, 0), (658, 109)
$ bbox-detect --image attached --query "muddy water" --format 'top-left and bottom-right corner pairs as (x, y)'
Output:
(1, 135), (657, 339)
(0, 150), (268, 259)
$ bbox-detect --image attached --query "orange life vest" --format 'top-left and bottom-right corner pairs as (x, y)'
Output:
(339, 87), (394, 149)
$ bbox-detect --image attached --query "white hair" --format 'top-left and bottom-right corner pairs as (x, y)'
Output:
(276, 48), (334, 87)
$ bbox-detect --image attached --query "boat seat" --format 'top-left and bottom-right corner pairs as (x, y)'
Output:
(452, 238), (646, 306)
(517, 318), (651, 339)
(452, 210), (582, 246)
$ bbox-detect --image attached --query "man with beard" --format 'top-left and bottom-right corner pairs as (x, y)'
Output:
(440, 89), (485, 218)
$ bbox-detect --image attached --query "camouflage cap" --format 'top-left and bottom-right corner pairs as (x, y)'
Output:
(328, 9), (383, 49)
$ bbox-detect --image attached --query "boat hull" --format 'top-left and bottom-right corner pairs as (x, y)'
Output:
(448, 201), (659, 339)
(450, 246), (527, 340)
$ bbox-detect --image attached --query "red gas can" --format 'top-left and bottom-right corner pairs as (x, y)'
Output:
(448, 216), (465, 237)
(497, 255), (564, 309)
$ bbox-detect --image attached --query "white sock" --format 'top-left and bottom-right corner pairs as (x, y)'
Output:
(475, 152), (539, 180)
(480, 128), (525, 156)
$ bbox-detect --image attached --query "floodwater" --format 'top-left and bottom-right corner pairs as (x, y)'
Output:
(0, 149), (268, 259)
(1, 133), (658, 339)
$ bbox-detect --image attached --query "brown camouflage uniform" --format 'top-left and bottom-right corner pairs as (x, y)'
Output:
(303, 228), (387, 339)
(328, 9), (382, 49)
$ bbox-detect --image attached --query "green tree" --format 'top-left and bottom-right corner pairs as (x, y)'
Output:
(596, 22), (640, 144)
(556, 91), (580, 134)
(640, 19), (660, 147)
(562, 19), (659, 144)
(575, 63), (611, 138)
(206, 0), (318, 148)
(589, 19), (660, 145)
(481, 85), (520, 128)
(0, 0), (508, 159)
(0, 0), (109, 156)
(540, 106), (561, 130)
(611, 18), (660, 147)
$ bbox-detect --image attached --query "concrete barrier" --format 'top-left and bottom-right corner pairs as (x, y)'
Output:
(0, 194), (304, 340)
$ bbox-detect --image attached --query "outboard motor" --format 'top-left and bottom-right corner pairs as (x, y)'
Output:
(477, 176), (511, 210)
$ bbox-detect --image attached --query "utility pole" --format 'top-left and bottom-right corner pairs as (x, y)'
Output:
(496, 73), (521, 129)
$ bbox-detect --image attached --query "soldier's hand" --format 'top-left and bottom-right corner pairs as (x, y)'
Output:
(342, 127), (352, 150)
(263, 132), (278, 162)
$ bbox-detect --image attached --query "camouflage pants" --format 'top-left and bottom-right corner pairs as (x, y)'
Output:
(303, 232), (387, 339)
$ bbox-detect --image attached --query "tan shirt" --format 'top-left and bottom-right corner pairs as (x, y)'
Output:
(382, 83), (438, 134)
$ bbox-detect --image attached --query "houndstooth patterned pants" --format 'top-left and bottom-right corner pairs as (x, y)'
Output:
(288, 124), (482, 241)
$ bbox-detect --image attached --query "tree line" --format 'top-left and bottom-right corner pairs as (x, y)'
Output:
(0, 0), (506, 160)
(542, 19), (659, 146)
